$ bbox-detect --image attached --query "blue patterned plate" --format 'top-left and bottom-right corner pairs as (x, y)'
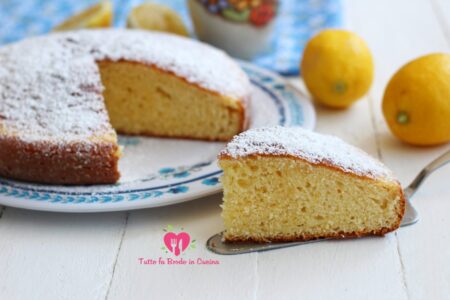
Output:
(0, 62), (315, 212)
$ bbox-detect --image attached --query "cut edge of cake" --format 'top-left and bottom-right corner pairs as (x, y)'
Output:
(98, 59), (251, 141)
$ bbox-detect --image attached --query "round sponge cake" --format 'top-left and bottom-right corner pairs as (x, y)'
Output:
(0, 29), (251, 184)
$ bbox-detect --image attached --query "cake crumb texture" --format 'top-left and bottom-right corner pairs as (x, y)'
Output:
(219, 127), (405, 242)
(99, 61), (245, 140)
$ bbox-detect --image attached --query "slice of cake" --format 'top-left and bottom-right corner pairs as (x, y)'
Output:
(218, 126), (405, 242)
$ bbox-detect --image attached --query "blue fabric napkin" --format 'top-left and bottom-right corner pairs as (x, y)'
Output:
(0, 0), (342, 75)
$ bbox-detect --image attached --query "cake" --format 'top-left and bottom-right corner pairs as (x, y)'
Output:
(218, 126), (405, 242)
(0, 29), (251, 185)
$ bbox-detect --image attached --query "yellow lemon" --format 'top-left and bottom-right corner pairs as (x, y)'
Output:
(127, 3), (189, 37)
(382, 53), (450, 146)
(301, 29), (374, 108)
(53, 1), (113, 31)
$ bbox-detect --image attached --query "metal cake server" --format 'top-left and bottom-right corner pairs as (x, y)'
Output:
(207, 150), (450, 255)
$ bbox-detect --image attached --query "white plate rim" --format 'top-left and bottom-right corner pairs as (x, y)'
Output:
(0, 61), (316, 213)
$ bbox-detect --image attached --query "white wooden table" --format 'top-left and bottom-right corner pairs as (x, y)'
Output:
(1, 1), (449, 299)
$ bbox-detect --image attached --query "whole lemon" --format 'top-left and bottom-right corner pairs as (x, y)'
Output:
(53, 1), (113, 31)
(301, 29), (374, 108)
(382, 53), (450, 146)
(127, 3), (189, 36)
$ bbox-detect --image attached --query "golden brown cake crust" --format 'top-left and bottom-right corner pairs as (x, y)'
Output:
(224, 225), (400, 243)
(0, 136), (120, 185)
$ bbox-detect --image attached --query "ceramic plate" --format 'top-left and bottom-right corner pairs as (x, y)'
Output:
(0, 62), (315, 212)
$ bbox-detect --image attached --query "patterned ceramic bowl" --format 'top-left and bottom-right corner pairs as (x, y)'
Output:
(188, 0), (278, 59)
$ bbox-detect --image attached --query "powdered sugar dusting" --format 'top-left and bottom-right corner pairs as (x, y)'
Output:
(0, 29), (250, 142)
(220, 126), (394, 180)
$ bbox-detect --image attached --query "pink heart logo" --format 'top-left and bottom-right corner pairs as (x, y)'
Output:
(163, 232), (191, 256)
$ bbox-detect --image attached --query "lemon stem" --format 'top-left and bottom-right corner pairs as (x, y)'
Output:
(334, 81), (347, 94)
(396, 111), (409, 124)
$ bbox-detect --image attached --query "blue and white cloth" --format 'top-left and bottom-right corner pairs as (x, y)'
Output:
(0, 0), (342, 75)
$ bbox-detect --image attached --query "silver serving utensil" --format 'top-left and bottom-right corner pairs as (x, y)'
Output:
(207, 150), (450, 255)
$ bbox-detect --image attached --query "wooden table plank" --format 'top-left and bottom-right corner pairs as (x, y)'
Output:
(106, 194), (257, 300)
(257, 237), (406, 300)
(432, 0), (450, 43)
(347, 1), (450, 299)
(0, 208), (127, 300)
